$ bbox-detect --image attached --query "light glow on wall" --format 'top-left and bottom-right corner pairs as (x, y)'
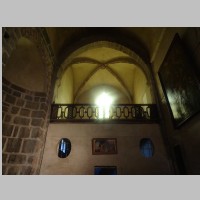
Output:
(95, 92), (113, 119)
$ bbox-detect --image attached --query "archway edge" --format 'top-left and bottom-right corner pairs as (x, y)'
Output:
(57, 40), (152, 86)
(2, 27), (54, 94)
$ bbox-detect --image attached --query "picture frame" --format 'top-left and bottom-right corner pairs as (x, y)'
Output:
(92, 138), (117, 155)
(158, 33), (200, 128)
(94, 166), (117, 175)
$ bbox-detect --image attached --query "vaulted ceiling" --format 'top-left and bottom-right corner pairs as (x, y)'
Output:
(46, 27), (165, 64)
(50, 28), (166, 104)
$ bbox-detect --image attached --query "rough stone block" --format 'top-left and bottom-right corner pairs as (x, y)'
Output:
(40, 97), (46, 102)
(2, 85), (11, 94)
(2, 137), (7, 150)
(13, 91), (21, 97)
(16, 99), (25, 106)
(22, 140), (38, 153)
(2, 102), (9, 107)
(25, 95), (33, 101)
(19, 166), (33, 175)
(28, 156), (38, 165)
(14, 117), (30, 125)
(40, 103), (48, 112)
(2, 124), (14, 136)
(11, 84), (25, 93)
(2, 77), (11, 85)
(2, 102), (10, 107)
(2, 154), (8, 164)
(12, 126), (19, 137)
(31, 111), (45, 118)
(5, 94), (16, 104)
(31, 118), (44, 127)
(4, 114), (12, 123)
(31, 128), (44, 140)
(11, 106), (20, 114)
(7, 166), (19, 175)
(25, 101), (39, 110)
(35, 92), (46, 97)
(34, 97), (40, 102)
(2, 105), (9, 112)
(8, 154), (26, 164)
(5, 138), (22, 152)
(20, 108), (30, 117)
(19, 127), (30, 138)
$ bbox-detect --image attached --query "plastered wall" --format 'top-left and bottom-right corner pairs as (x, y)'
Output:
(53, 67), (74, 103)
(40, 123), (172, 175)
(152, 28), (200, 174)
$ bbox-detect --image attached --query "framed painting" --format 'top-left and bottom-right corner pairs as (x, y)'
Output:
(94, 166), (117, 175)
(158, 33), (200, 128)
(92, 138), (117, 155)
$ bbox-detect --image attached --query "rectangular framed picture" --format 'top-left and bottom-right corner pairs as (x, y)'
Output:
(158, 33), (200, 128)
(92, 138), (117, 155)
(94, 166), (117, 175)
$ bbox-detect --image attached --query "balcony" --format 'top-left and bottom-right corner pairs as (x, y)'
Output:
(50, 104), (159, 123)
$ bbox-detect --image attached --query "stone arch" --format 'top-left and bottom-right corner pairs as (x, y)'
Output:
(3, 37), (46, 92)
(2, 27), (55, 175)
(2, 27), (54, 94)
(55, 40), (155, 104)
(58, 41), (151, 81)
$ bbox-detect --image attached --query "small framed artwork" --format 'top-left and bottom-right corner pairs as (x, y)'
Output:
(92, 138), (117, 155)
(158, 33), (200, 128)
(94, 166), (117, 175)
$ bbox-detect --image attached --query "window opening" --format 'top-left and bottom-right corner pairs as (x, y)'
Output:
(140, 138), (154, 158)
(58, 138), (71, 158)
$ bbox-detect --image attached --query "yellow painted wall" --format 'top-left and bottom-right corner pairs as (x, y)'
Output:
(40, 123), (172, 175)
(54, 67), (74, 103)
(133, 68), (152, 104)
(75, 85), (130, 104)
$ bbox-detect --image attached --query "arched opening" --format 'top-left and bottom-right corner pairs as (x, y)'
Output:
(53, 42), (154, 105)
(2, 32), (50, 175)
(140, 138), (154, 158)
(3, 37), (46, 92)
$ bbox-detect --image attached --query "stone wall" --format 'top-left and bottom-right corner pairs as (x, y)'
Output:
(2, 27), (55, 175)
(2, 78), (50, 175)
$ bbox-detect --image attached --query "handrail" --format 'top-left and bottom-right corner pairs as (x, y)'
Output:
(50, 104), (159, 123)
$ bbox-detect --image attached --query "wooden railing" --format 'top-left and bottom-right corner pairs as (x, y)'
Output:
(50, 104), (159, 123)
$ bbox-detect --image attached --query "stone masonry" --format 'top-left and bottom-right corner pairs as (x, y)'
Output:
(2, 78), (49, 175)
(2, 27), (55, 175)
